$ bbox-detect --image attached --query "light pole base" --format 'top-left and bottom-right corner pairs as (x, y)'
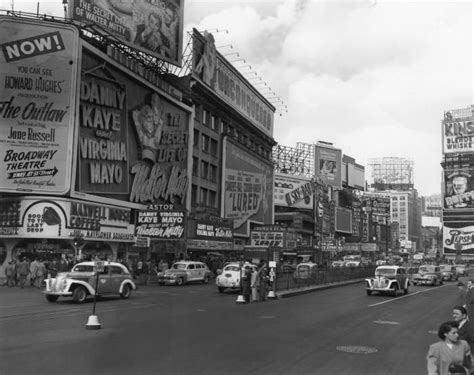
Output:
(236, 295), (246, 304)
(85, 315), (101, 330)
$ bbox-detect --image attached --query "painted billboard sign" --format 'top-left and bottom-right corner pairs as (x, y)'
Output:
(73, 45), (190, 209)
(442, 110), (474, 154)
(0, 197), (135, 241)
(444, 169), (474, 209)
(443, 223), (474, 255)
(0, 17), (79, 194)
(274, 174), (313, 209)
(222, 139), (273, 237)
(195, 221), (233, 241)
(69, 0), (184, 66)
(136, 207), (185, 239)
(191, 29), (274, 138)
(315, 144), (342, 189)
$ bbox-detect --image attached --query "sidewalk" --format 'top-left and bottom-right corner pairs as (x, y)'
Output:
(275, 278), (366, 298)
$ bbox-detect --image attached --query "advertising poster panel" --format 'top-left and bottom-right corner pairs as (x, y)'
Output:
(335, 207), (352, 234)
(315, 144), (342, 189)
(274, 174), (313, 209)
(443, 223), (474, 255)
(222, 139), (273, 237)
(0, 17), (79, 194)
(191, 29), (274, 138)
(442, 110), (474, 154)
(0, 197), (134, 241)
(136, 206), (185, 239)
(73, 46), (190, 209)
(69, 0), (184, 66)
(443, 169), (474, 209)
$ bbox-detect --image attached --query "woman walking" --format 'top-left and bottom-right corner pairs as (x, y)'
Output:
(427, 321), (471, 375)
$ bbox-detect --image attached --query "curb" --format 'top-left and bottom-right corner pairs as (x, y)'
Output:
(276, 278), (366, 298)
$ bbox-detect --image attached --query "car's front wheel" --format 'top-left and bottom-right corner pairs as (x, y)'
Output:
(391, 285), (398, 297)
(404, 285), (409, 294)
(176, 277), (184, 286)
(218, 286), (225, 293)
(72, 286), (88, 303)
(203, 276), (210, 284)
(45, 294), (59, 302)
(366, 290), (372, 296)
(120, 284), (132, 299)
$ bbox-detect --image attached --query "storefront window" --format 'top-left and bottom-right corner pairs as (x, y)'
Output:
(12, 239), (74, 263)
(0, 243), (6, 266)
(81, 242), (112, 261)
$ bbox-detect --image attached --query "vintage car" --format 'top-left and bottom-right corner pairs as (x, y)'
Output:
(293, 262), (318, 280)
(412, 264), (443, 286)
(43, 261), (136, 303)
(158, 261), (213, 286)
(440, 264), (458, 281)
(454, 264), (468, 276)
(331, 260), (346, 268)
(365, 265), (409, 296)
(216, 262), (257, 293)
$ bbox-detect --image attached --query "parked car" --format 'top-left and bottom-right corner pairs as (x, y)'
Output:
(454, 264), (468, 276)
(412, 264), (443, 286)
(43, 261), (136, 303)
(158, 261), (213, 286)
(331, 260), (346, 268)
(365, 265), (409, 296)
(293, 262), (318, 280)
(375, 260), (387, 266)
(216, 262), (257, 293)
(440, 264), (458, 281)
(345, 261), (361, 267)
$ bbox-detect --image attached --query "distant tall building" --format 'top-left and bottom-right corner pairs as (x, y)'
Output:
(422, 194), (442, 218)
(368, 157), (414, 191)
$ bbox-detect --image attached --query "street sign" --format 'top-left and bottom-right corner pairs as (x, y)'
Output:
(94, 261), (105, 272)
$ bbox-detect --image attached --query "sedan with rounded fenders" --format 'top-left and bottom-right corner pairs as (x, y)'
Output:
(365, 265), (410, 296)
(43, 261), (136, 303)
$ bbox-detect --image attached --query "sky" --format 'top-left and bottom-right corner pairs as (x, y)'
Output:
(1, 0), (473, 196)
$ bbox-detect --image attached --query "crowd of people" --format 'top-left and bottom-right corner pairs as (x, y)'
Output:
(427, 280), (474, 374)
(3, 255), (70, 288)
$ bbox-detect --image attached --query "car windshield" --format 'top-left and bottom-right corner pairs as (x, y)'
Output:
(171, 263), (187, 270)
(419, 265), (436, 273)
(375, 267), (396, 276)
(224, 266), (240, 272)
(72, 265), (94, 272)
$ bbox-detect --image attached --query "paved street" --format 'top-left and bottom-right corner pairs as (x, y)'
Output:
(0, 276), (467, 375)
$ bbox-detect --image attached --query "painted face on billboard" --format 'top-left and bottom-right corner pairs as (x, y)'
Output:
(452, 176), (468, 195)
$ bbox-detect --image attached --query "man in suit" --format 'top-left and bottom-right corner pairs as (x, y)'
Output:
(453, 305), (473, 351)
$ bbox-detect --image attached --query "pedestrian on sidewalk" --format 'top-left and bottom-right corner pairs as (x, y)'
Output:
(16, 258), (30, 288)
(35, 259), (47, 288)
(427, 321), (471, 375)
(241, 264), (251, 303)
(29, 258), (38, 287)
(5, 261), (15, 287)
(465, 280), (474, 320)
(257, 262), (269, 302)
(251, 266), (258, 302)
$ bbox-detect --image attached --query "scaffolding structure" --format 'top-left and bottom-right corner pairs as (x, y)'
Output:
(272, 142), (314, 177)
(368, 157), (414, 190)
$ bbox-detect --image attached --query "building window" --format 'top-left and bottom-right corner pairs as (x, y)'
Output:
(192, 157), (199, 176)
(202, 109), (208, 125)
(201, 161), (209, 179)
(193, 129), (199, 147)
(210, 139), (218, 157)
(211, 116), (219, 132)
(208, 190), (217, 207)
(200, 188), (208, 205)
(209, 164), (217, 182)
(202, 134), (210, 153)
(191, 184), (198, 205)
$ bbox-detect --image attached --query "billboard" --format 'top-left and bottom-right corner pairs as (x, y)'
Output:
(222, 139), (273, 237)
(347, 163), (365, 190)
(443, 223), (474, 255)
(335, 207), (352, 233)
(136, 207), (185, 239)
(442, 109), (474, 154)
(315, 144), (342, 189)
(191, 29), (274, 138)
(443, 169), (474, 209)
(274, 174), (313, 209)
(0, 197), (135, 241)
(0, 17), (79, 195)
(69, 0), (184, 66)
(72, 44), (191, 209)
